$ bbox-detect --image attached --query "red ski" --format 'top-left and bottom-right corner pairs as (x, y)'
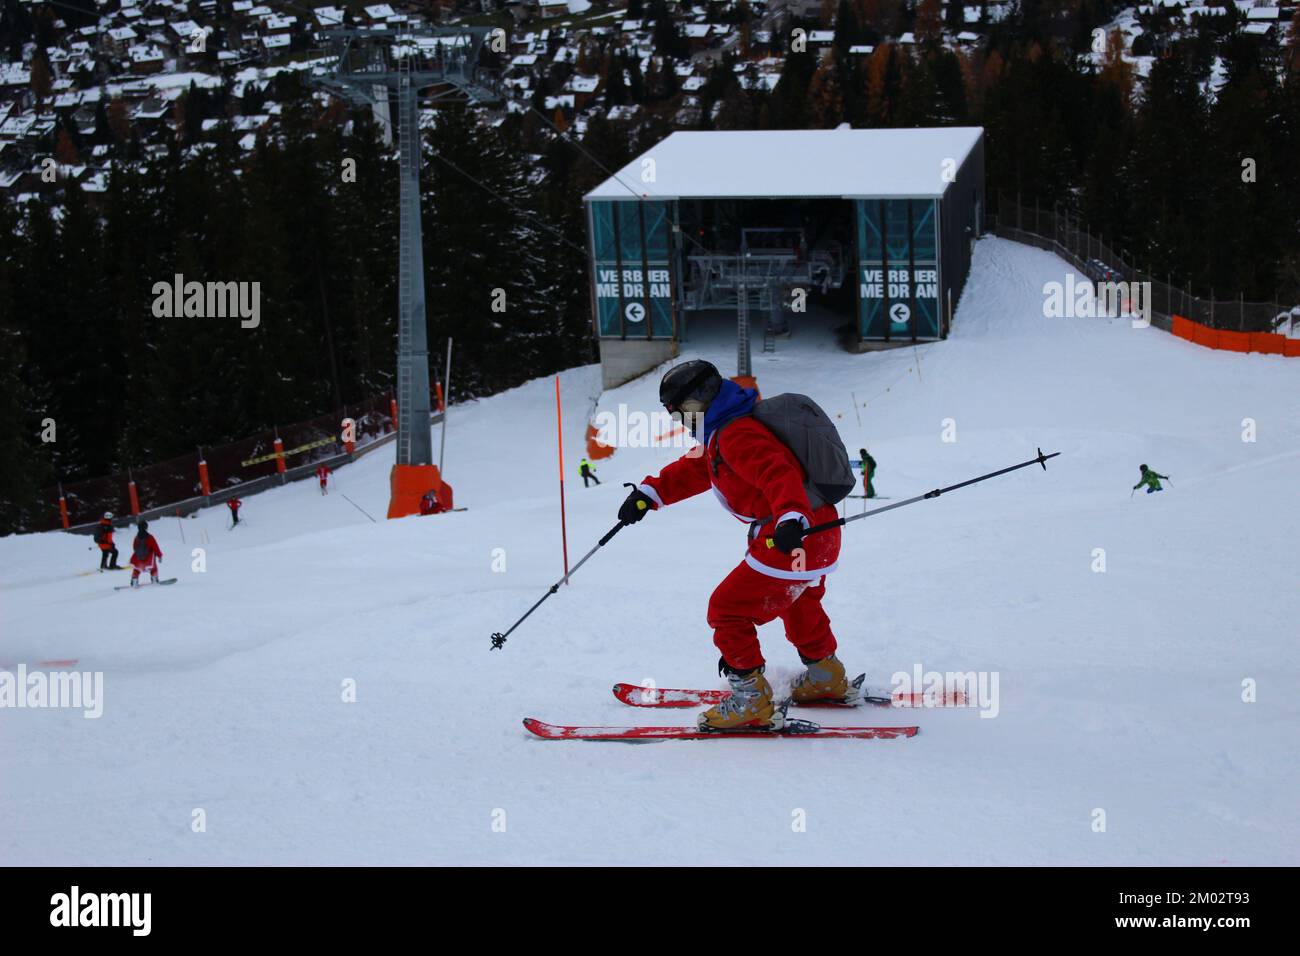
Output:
(522, 718), (918, 741)
(612, 674), (966, 709)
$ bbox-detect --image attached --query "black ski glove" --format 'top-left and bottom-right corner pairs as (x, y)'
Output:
(771, 519), (806, 554)
(618, 485), (655, 524)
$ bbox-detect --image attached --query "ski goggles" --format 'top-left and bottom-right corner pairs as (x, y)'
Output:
(666, 396), (709, 421)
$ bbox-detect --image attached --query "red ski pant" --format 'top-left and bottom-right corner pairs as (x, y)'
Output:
(130, 557), (158, 579)
(706, 561), (837, 671)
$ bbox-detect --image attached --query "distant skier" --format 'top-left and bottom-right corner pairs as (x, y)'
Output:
(858, 447), (877, 498)
(419, 490), (444, 516)
(579, 457), (600, 487)
(1133, 464), (1170, 495)
(128, 520), (163, 587)
(316, 464), (331, 495)
(617, 360), (854, 732)
(227, 497), (242, 526)
(94, 512), (122, 570)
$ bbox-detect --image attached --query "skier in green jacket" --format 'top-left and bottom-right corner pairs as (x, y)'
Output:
(858, 447), (877, 498)
(1133, 464), (1170, 494)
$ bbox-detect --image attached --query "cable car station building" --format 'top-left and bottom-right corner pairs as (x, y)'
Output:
(584, 128), (985, 388)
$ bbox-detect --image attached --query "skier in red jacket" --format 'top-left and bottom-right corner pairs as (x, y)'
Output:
(617, 360), (852, 731)
(128, 520), (163, 587)
(316, 464), (331, 495)
(227, 497), (242, 527)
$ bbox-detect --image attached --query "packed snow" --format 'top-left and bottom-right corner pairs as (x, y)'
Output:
(2, 237), (1297, 865)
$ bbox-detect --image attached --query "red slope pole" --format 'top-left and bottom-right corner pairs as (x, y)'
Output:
(555, 375), (569, 582)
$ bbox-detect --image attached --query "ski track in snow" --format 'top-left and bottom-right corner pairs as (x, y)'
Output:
(2, 238), (1297, 865)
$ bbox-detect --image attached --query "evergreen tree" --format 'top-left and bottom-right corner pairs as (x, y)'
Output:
(422, 106), (588, 397)
(603, 52), (628, 107)
(833, 0), (861, 56)
(1127, 44), (1209, 286)
(808, 51), (847, 127)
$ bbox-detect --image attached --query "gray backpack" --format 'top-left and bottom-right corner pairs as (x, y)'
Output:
(712, 393), (855, 509)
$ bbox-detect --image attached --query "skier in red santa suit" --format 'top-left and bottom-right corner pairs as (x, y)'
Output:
(128, 519), (163, 588)
(618, 360), (854, 731)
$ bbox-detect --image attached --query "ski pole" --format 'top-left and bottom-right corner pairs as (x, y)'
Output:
(340, 492), (377, 523)
(766, 448), (1061, 549)
(490, 520), (626, 650)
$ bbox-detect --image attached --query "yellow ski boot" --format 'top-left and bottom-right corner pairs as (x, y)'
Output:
(698, 667), (780, 732)
(790, 654), (856, 705)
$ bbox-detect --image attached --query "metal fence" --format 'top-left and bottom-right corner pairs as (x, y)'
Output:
(52, 393), (416, 532)
(990, 192), (1296, 335)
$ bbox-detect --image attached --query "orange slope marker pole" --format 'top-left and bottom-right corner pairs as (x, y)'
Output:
(555, 375), (569, 583)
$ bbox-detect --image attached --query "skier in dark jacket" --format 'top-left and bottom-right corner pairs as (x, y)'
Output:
(94, 512), (121, 570)
(1133, 464), (1170, 494)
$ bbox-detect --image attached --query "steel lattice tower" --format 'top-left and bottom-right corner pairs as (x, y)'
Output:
(312, 28), (500, 467)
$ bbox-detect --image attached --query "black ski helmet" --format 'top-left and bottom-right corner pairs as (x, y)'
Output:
(138, 519), (149, 533)
(659, 360), (722, 415)
(1139, 464), (1148, 472)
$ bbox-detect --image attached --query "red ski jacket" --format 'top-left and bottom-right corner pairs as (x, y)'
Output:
(316, 466), (330, 480)
(639, 417), (840, 580)
(130, 533), (162, 568)
(95, 519), (115, 550)
(228, 498), (241, 511)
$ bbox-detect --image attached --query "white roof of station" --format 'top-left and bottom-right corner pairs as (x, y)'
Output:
(584, 128), (983, 201)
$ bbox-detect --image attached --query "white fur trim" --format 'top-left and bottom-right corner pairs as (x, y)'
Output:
(637, 483), (664, 508)
(744, 553), (838, 581)
(712, 486), (756, 522)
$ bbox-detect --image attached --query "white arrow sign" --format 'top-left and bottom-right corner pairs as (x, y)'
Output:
(889, 303), (911, 325)
(625, 302), (646, 323)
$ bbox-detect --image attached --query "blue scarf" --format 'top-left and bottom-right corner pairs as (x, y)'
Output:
(701, 380), (758, 446)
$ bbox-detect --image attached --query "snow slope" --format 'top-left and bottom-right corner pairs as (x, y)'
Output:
(2, 237), (1297, 865)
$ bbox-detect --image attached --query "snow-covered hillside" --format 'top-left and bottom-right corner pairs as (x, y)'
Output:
(2, 237), (1297, 865)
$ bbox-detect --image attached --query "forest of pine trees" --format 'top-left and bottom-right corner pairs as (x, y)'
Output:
(0, 77), (602, 529)
(2, 3), (1298, 530)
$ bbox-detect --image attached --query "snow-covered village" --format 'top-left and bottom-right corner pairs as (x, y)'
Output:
(2, 0), (1298, 197)
(0, 0), (1297, 923)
